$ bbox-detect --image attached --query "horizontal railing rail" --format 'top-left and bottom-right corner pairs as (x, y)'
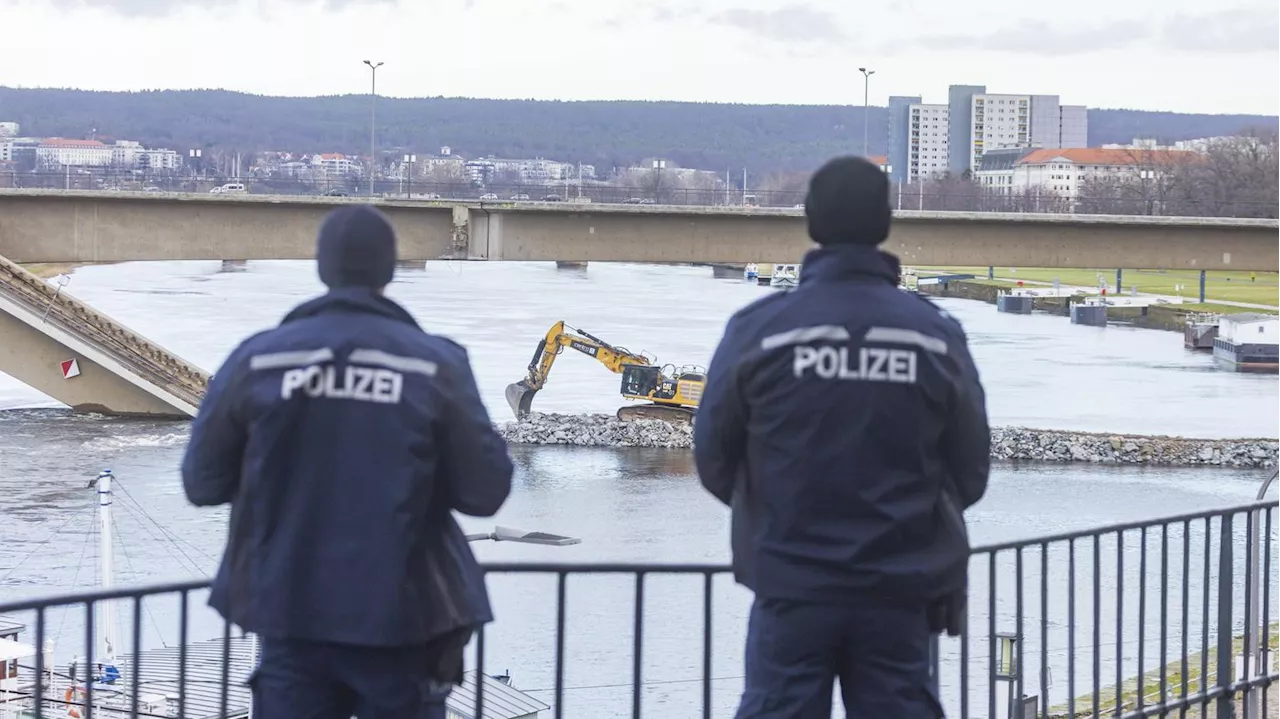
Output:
(1, 500), (1274, 718)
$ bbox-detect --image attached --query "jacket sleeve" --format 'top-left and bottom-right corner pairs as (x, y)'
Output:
(941, 332), (991, 508)
(181, 344), (250, 507)
(437, 348), (513, 517)
(694, 317), (749, 505)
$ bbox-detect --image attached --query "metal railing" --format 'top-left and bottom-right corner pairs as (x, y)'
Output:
(1, 500), (1274, 718)
(3, 171), (1278, 218)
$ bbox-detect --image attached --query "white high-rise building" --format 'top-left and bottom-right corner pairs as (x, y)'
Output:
(37, 139), (113, 168)
(906, 103), (949, 183)
(968, 94), (1031, 172)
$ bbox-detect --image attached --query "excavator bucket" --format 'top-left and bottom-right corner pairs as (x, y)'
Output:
(505, 380), (538, 419)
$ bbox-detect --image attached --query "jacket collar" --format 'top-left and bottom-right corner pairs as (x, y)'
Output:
(798, 244), (901, 286)
(281, 287), (420, 328)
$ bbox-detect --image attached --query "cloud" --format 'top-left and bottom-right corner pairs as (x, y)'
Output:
(908, 18), (1145, 55)
(1161, 7), (1278, 53)
(710, 4), (849, 45)
(35, 0), (397, 18)
(905, 6), (1279, 56)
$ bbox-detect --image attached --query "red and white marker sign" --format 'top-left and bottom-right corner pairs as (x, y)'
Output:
(60, 358), (81, 379)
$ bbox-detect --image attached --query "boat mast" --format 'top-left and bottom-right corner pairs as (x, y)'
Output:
(96, 470), (118, 665)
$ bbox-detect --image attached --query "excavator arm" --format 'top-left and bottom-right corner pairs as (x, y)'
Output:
(505, 321), (652, 418)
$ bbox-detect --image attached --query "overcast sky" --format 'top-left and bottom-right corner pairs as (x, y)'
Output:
(0, 0), (1276, 115)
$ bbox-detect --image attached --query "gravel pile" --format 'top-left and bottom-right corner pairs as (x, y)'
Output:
(498, 412), (693, 448)
(990, 427), (1278, 468)
(497, 413), (1279, 468)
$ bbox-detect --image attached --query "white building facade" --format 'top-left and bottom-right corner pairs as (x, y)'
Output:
(36, 139), (113, 168)
(906, 103), (949, 182)
(973, 147), (1197, 200)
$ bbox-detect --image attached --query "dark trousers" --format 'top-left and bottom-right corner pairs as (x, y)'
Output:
(735, 596), (944, 719)
(250, 638), (453, 719)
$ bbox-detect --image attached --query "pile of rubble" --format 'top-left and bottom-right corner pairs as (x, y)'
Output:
(497, 413), (1279, 468)
(497, 412), (692, 449)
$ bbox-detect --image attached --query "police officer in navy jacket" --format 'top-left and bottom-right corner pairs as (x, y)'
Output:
(181, 204), (514, 718)
(694, 156), (990, 718)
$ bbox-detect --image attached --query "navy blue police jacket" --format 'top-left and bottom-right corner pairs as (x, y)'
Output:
(180, 287), (514, 647)
(693, 244), (990, 604)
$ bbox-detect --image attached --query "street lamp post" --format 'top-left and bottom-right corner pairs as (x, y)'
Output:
(858, 67), (875, 157)
(1244, 469), (1278, 719)
(363, 60), (384, 198)
(994, 632), (1022, 719)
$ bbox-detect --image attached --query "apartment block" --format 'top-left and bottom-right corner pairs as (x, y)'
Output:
(887, 84), (1090, 181)
(906, 103), (949, 183)
(885, 95), (920, 185)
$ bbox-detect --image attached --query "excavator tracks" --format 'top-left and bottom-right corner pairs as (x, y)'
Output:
(616, 404), (696, 426)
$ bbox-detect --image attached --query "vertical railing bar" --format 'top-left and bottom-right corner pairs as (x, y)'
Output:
(177, 591), (189, 719)
(1137, 525), (1147, 713)
(129, 597), (142, 717)
(1016, 547), (1024, 719)
(1093, 534), (1101, 719)
(1262, 508), (1273, 719)
(476, 624), (486, 719)
(1159, 523), (1169, 712)
(1115, 529), (1124, 718)
(961, 565), (970, 719)
(989, 551), (998, 719)
(218, 620), (231, 719)
(1040, 542), (1049, 719)
(84, 599), (94, 719)
(702, 572), (713, 719)
(1241, 509), (1255, 718)
(633, 572), (646, 719)
(1068, 538), (1076, 719)
(555, 572), (567, 719)
(1200, 516), (1211, 714)
(34, 606), (45, 719)
(1179, 520), (1190, 719)
(1214, 513), (1234, 719)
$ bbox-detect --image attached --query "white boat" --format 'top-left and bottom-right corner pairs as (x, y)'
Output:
(743, 263), (759, 281)
(0, 472), (554, 719)
(0, 470), (258, 719)
(770, 264), (800, 289)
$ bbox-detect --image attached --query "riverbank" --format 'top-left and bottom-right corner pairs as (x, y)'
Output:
(491, 414), (1280, 465)
(917, 278), (1275, 333)
(496, 413), (1279, 467)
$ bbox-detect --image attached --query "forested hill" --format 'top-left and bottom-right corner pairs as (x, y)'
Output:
(1, 87), (1275, 173)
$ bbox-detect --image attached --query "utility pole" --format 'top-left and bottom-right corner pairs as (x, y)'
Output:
(363, 60), (384, 197)
(858, 67), (875, 157)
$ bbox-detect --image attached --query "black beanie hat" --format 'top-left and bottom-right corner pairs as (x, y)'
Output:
(804, 156), (892, 246)
(316, 204), (397, 289)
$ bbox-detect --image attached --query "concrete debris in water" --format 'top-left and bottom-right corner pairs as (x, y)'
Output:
(498, 412), (692, 449)
(496, 413), (1279, 468)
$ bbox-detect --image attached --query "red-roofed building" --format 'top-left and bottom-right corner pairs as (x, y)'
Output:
(974, 147), (1199, 199)
(36, 138), (112, 168)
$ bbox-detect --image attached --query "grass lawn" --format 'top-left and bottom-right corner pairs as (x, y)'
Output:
(915, 267), (1279, 306)
(1050, 625), (1279, 718)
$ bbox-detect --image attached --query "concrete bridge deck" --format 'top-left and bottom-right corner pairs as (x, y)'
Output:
(1, 189), (1276, 270)
(0, 254), (207, 417)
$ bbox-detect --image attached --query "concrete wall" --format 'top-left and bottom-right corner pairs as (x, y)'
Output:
(0, 301), (189, 416)
(0, 190), (1276, 270)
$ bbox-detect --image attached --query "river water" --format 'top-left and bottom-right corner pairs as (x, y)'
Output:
(0, 260), (1276, 718)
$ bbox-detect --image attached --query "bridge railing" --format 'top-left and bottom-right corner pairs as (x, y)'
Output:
(5, 171), (1279, 218)
(1, 500), (1274, 718)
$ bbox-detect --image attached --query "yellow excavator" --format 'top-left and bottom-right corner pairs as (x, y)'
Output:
(505, 321), (705, 424)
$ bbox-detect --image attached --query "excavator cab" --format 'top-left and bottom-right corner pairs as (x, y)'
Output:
(620, 364), (663, 398)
